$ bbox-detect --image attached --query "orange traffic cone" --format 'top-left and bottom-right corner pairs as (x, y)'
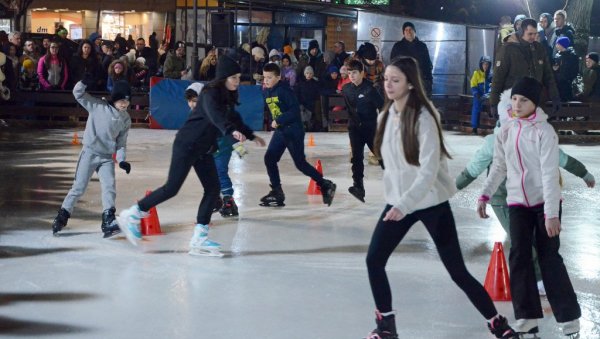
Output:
(306, 159), (323, 195)
(307, 134), (315, 147)
(140, 190), (163, 236)
(71, 132), (81, 145)
(484, 242), (512, 301)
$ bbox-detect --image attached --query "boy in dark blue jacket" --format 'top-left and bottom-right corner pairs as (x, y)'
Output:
(261, 63), (336, 207)
(341, 60), (384, 202)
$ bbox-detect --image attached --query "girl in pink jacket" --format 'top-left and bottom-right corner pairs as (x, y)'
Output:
(478, 77), (581, 338)
(37, 41), (69, 90)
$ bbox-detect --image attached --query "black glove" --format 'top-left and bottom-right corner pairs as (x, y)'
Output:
(119, 161), (131, 174)
(81, 72), (95, 87)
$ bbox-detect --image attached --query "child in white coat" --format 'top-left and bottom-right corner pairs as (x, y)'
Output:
(478, 77), (581, 338)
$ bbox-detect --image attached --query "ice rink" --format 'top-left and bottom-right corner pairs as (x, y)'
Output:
(1, 129), (599, 338)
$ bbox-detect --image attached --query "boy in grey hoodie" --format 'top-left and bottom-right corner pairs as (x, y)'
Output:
(52, 75), (132, 238)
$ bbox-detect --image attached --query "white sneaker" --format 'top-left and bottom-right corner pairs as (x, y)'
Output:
(513, 318), (539, 335)
(117, 204), (145, 246)
(537, 280), (546, 296)
(561, 319), (580, 337)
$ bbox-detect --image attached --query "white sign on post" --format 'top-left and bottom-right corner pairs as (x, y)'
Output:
(300, 38), (312, 50)
(369, 27), (383, 57)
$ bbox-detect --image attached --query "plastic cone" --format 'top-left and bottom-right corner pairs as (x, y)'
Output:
(484, 242), (512, 301)
(140, 190), (163, 235)
(71, 132), (81, 145)
(306, 160), (323, 195)
(307, 134), (315, 147)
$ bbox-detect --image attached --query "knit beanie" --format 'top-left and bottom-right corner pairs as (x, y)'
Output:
(22, 59), (34, 71)
(308, 40), (320, 52)
(511, 77), (543, 106)
(587, 52), (599, 64)
(186, 82), (205, 96)
(269, 49), (280, 59)
(359, 42), (377, 60)
(110, 80), (132, 103)
(216, 55), (242, 80)
(556, 36), (571, 49)
(326, 64), (339, 75)
(304, 65), (314, 75)
(402, 22), (416, 32)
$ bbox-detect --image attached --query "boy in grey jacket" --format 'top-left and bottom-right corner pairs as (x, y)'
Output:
(52, 76), (132, 238)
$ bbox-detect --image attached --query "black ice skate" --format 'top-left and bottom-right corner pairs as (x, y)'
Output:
(101, 207), (121, 238)
(348, 183), (365, 203)
(219, 195), (239, 217)
(212, 196), (223, 213)
(320, 179), (336, 206)
(52, 208), (70, 236)
(365, 310), (398, 339)
(259, 185), (285, 207)
(488, 315), (519, 339)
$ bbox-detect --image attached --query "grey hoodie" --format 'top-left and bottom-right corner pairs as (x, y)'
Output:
(73, 81), (131, 162)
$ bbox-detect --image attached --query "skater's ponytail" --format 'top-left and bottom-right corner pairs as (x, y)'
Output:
(373, 56), (451, 166)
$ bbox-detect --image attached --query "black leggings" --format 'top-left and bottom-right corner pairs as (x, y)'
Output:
(366, 202), (497, 319)
(138, 143), (220, 225)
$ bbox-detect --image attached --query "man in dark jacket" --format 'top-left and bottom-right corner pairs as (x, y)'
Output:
(538, 13), (554, 60)
(135, 38), (158, 76)
(553, 37), (579, 101)
(390, 22), (433, 96)
(307, 39), (327, 81)
(332, 41), (350, 69)
(490, 18), (560, 114)
(577, 52), (600, 102)
(163, 41), (187, 79)
(551, 10), (575, 57)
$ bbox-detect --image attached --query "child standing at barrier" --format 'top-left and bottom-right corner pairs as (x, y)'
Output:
(469, 55), (492, 135)
(118, 56), (265, 257)
(341, 59), (384, 202)
(478, 77), (581, 338)
(365, 57), (517, 339)
(52, 76), (132, 238)
(260, 63), (336, 207)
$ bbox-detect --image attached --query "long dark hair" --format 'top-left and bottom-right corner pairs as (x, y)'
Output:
(43, 41), (65, 72)
(373, 56), (451, 166)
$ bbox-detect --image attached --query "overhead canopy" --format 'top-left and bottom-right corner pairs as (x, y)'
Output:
(30, 0), (176, 12)
(222, 0), (359, 18)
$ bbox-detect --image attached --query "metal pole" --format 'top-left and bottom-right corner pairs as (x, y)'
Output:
(249, 0), (252, 42)
(192, 0), (198, 74)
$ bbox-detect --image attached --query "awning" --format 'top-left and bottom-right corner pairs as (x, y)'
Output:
(222, 0), (359, 18)
(30, 0), (176, 12)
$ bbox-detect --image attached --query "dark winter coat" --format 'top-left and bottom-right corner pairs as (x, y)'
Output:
(490, 37), (559, 105)
(332, 51), (350, 69)
(581, 64), (600, 101)
(390, 37), (433, 90)
(70, 54), (101, 90)
(176, 86), (255, 156)
(294, 78), (321, 112)
(308, 53), (327, 80)
(551, 24), (576, 56)
(554, 47), (579, 101)
(264, 80), (303, 128)
(341, 79), (384, 127)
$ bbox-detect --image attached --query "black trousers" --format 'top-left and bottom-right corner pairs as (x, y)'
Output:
(138, 142), (220, 225)
(508, 205), (581, 322)
(348, 124), (376, 186)
(366, 202), (497, 319)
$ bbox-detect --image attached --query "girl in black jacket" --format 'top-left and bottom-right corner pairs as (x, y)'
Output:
(117, 56), (265, 256)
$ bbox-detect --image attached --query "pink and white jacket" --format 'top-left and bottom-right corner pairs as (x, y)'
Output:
(480, 89), (561, 218)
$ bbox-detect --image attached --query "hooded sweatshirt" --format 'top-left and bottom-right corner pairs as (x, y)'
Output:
(73, 81), (131, 162)
(481, 89), (561, 218)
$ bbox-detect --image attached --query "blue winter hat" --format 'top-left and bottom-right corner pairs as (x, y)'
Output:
(326, 64), (339, 75)
(557, 36), (571, 49)
(88, 32), (100, 42)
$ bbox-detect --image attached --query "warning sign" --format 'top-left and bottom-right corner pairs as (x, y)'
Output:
(370, 27), (383, 57)
(371, 27), (381, 38)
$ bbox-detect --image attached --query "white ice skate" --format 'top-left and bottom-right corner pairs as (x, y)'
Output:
(188, 224), (224, 257)
(512, 319), (539, 338)
(561, 319), (580, 338)
(117, 204), (146, 246)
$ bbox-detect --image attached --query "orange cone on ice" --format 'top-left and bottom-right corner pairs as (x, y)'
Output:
(140, 190), (163, 235)
(306, 160), (323, 195)
(484, 242), (512, 301)
(71, 132), (81, 145)
(307, 134), (315, 147)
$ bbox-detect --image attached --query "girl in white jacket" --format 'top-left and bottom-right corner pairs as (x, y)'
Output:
(478, 77), (581, 338)
(365, 56), (517, 339)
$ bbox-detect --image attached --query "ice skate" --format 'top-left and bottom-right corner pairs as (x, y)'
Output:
(512, 319), (539, 338)
(52, 208), (70, 236)
(348, 183), (365, 203)
(562, 319), (580, 338)
(212, 196), (223, 213)
(188, 224), (224, 257)
(320, 179), (336, 206)
(488, 315), (518, 339)
(259, 185), (285, 207)
(365, 310), (398, 339)
(116, 204), (145, 246)
(219, 195), (239, 217)
(101, 207), (121, 238)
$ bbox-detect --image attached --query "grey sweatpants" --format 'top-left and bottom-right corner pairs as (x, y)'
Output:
(62, 148), (116, 214)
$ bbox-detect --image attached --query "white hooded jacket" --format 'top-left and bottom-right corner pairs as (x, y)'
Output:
(481, 89), (561, 218)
